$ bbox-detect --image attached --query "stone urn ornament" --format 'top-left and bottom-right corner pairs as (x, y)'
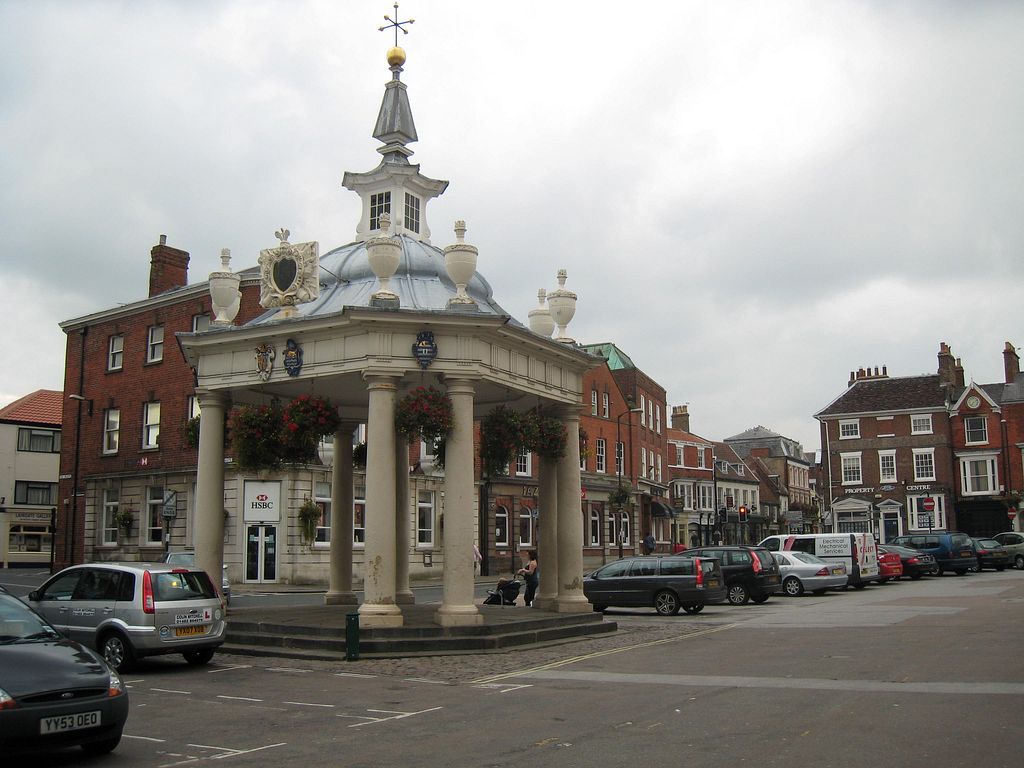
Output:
(527, 288), (554, 337)
(546, 269), (577, 344)
(367, 212), (402, 307)
(443, 220), (478, 308)
(209, 248), (241, 326)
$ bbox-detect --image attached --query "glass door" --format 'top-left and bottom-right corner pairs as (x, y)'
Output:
(245, 524), (277, 583)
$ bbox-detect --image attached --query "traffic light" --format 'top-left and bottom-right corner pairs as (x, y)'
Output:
(717, 508), (727, 524)
(738, 505), (748, 522)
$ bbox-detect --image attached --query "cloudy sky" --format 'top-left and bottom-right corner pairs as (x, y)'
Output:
(2, 0), (1022, 452)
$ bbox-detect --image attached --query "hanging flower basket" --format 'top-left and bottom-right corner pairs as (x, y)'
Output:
(281, 394), (342, 463)
(229, 400), (286, 470)
(297, 498), (321, 544)
(113, 507), (135, 532)
(609, 486), (631, 507)
(395, 386), (454, 446)
(527, 407), (567, 460)
(480, 405), (527, 477)
(182, 416), (201, 449)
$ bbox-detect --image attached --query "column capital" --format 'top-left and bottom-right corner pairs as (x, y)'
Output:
(195, 389), (229, 409)
(441, 376), (475, 396)
(363, 373), (400, 391)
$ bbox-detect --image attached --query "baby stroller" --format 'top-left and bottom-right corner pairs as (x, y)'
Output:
(483, 578), (522, 606)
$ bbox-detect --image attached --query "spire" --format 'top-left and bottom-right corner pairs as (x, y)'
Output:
(374, 4), (418, 163)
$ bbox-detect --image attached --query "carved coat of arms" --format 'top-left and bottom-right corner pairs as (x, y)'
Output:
(412, 331), (438, 369)
(255, 343), (275, 381)
(283, 338), (303, 377)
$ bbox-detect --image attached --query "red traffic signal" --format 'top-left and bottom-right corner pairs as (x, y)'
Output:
(738, 505), (748, 522)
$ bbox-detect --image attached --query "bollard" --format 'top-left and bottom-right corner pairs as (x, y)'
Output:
(345, 613), (360, 661)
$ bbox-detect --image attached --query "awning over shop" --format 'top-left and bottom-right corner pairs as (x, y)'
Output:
(651, 500), (676, 518)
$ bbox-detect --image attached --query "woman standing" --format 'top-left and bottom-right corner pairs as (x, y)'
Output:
(517, 550), (539, 607)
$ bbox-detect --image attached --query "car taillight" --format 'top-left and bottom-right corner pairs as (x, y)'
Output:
(695, 558), (704, 586)
(977, 549), (989, 555)
(142, 570), (155, 614)
(908, 557), (920, 564)
(815, 567), (829, 576)
(751, 554), (762, 574)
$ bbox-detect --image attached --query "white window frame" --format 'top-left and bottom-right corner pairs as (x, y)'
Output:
(641, 450), (647, 478)
(515, 448), (532, 477)
(403, 192), (421, 234)
(353, 486), (366, 546)
(192, 313), (211, 333)
(960, 455), (998, 496)
(108, 334), (124, 371)
(679, 483), (693, 510)
(615, 441), (624, 476)
(101, 488), (119, 546)
(697, 449), (707, 469)
(841, 452), (863, 485)
(639, 395), (646, 428)
(908, 493), (946, 530)
(697, 484), (713, 511)
(839, 420), (860, 439)
(648, 401), (654, 432)
(911, 414), (933, 435)
(518, 507), (534, 547)
(142, 401), (160, 449)
(913, 448), (936, 481)
(187, 396), (200, 419)
(314, 481), (331, 545)
(103, 408), (120, 454)
(417, 490), (435, 547)
(656, 454), (662, 482)
(588, 505), (601, 546)
(595, 438), (607, 473)
(878, 450), (897, 483)
(370, 191), (391, 231)
(602, 392), (609, 418)
(591, 389), (598, 416)
(146, 325), (164, 363)
(145, 486), (164, 545)
(964, 416), (988, 445)
(655, 405), (661, 434)
(495, 505), (510, 548)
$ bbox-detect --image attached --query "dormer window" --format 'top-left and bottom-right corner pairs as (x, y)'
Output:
(404, 193), (421, 234)
(370, 192), (392, 231)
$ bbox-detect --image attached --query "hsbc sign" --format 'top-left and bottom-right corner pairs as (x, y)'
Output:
(244, 481), (281, 522)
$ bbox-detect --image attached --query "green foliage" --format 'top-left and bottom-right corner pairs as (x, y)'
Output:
(297, 498), (321, 544)
(395, 386), (454, 445)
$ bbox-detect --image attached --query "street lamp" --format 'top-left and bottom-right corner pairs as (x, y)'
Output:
(614, 405), (643, 559)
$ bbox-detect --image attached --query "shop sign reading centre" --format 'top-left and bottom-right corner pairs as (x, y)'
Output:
(244, 481), (281, 522)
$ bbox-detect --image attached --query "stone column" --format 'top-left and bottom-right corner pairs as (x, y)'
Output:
(358, 375), (402, 627)
(325, 423), (357, 605)
(532, 455), (559, 611)
(555, 406), (590, 612)
(395, 438), (414, 604)
(435, 378), (483, 626)
(194, 389), (227, 597)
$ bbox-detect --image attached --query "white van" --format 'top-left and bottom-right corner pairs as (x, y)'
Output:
(758, 533), (880, 588)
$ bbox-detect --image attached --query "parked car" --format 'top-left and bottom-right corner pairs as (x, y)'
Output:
(877, 544), (937, 579)
(992, 532), (1024, 570)
(583, 555), (727, 615)
(759, 533), (880, 587)
(0, 585), (129, 755)
(970, 538), (1010, 572)
(770, 551), (848, 596)
(877, 548), (904, 582)
(163, 550), (232, 604)
(890, 531), (978, 575)
(684, 546), (781, 605)
(26, 562), (227, 671)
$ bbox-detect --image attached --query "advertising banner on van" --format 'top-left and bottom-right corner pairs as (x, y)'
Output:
(244, 481), (281, 522)
(816, 536), (852, 557)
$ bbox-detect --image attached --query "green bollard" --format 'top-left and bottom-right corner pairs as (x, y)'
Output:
(345, 613), (360, 661)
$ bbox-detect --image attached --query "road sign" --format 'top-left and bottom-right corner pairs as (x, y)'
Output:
(918, 512), (933, 528)
(1009, 507), (1018, 520)
(161, 491), (178, 520)
(921, 497), (936, 513)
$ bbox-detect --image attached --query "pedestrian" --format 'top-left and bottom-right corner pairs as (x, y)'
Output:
(642, 532), (656, 555)
(472, 542), (482, 576)
(517, 550), (539, 607)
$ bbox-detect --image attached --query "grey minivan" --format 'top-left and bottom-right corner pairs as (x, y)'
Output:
(583, 555), (727, 615)
(27, 562), (226, 671)
(890, 531), (978, 575)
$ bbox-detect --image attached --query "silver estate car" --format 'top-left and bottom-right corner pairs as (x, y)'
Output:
(26, 563), (226, 672)
(771, 551), (849, 596)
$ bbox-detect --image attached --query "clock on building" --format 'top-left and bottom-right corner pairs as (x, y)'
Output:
(966, 395), (981, 409)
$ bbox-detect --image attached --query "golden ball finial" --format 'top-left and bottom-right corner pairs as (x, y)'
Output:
(387, 46), (406, 67)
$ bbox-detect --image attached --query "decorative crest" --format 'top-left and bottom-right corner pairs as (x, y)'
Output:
(274, 228), (290, 245)
(379, 3), (414, 46)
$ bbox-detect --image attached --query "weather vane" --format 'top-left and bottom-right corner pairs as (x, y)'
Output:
(379, 3), (414, 46)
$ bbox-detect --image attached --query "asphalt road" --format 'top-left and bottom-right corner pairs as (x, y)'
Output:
(5, 569), (1023, 767)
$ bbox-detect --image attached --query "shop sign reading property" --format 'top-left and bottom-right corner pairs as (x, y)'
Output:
(244, 481), (281, 522)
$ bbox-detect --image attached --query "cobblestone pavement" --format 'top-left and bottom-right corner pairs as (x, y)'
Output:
(215, 619), (720, 684)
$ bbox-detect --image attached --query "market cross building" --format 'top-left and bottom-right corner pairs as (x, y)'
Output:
(177, 44), (600, 627)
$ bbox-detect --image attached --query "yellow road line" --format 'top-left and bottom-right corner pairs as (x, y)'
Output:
(470, 623), (738, 684)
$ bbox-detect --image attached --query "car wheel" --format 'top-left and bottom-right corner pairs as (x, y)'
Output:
(782, 576), (804, 597)
(100, 631), (135, 672)
(751, 593), (770, 604)
(183, 648), (216, 666)
(682, 604), (704, 615)
(1015, 555), (1024, 570)
(727, 584), (749, 605)
(81, 734), (122, 756)
(592, 604), (607, 613)
(654, 590), (680, 616)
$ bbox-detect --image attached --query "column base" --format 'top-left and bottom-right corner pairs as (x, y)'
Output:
(396, 590), (415, 605)
(358, 603), (404, 628)
(434, 605), (484, 627)
(553, 596), (593, 613)
(532, 596), (558, 611)
(324, 591), (358, 606)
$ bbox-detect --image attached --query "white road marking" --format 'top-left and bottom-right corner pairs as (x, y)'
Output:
(216, 694), (263, 702)
(150, 688), (191, 694)
(338, 706), (443, 727)
(267, 667), (311, 673)
(207, 665), (251, 674)
(334, 672), (377, 679)
(283, 701), (335, 708)
(473, 683), (533, 694)
(402, 677), (448, 685)
(123, 734), (166, 742)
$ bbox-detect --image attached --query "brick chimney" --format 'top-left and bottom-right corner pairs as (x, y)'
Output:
(937, 342), (957, 387)
(671, 405), (690, 432)
(1005, 341), (1020, 383)
(954, 358), (965, 389)
(149, 235), (190, 297)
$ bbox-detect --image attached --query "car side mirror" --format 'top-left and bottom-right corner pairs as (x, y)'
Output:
(27, 589), (39, 601)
